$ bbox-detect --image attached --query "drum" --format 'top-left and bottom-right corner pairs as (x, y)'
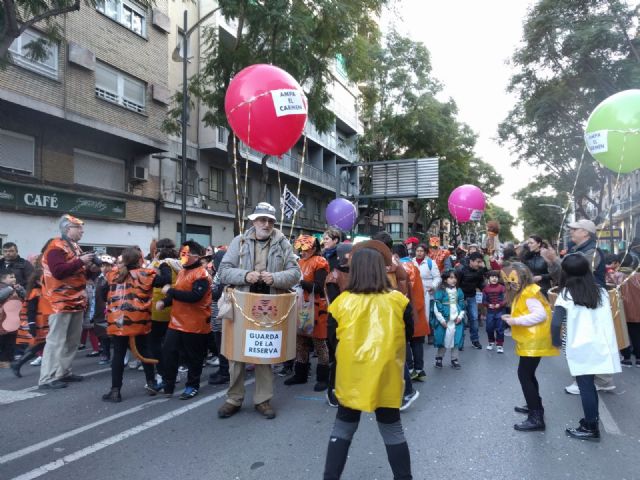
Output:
(221, 290), (297, 364)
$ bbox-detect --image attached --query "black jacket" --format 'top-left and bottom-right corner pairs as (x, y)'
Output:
(0, 256), (34, 288)
(456, 265), (486, 298)
(523, 251), (552, 295)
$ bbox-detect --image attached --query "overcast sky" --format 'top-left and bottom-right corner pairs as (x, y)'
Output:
(386, 0), (538, 239)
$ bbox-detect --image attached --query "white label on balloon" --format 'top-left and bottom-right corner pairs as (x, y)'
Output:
(585, 130), (608, 154)
(271, 89), (307, 117)
(469, 210), (483, 221)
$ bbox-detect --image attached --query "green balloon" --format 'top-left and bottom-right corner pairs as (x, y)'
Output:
(585, 89), (640, 174)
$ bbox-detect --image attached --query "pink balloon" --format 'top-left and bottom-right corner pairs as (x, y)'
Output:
(448, 185), (486, 223)
(225, 64), (308, 156)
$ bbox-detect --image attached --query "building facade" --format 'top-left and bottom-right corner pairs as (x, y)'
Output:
(0, 1), (171, 255)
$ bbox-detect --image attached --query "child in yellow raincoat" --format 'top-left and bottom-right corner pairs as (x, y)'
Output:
(323, 247), (413, 480)
(501, 262), (558, 433)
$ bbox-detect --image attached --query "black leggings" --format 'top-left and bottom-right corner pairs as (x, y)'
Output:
(111, 335), (155, 388)
(162, 329), (208, 390)
(576, 374), (599, 423)
(149, 321), (169, 377)
(621, 323), (640, 360)
(517, 356), (542, 410)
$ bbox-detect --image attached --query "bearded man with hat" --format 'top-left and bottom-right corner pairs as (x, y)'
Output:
(217, 202), (301, 419)
(39, 214), (99, 389)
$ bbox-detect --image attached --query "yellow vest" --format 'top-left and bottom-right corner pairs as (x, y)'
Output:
(328, 290), (409, 412)
(151, 259), (180, 322)
(511, 284), (558, 357)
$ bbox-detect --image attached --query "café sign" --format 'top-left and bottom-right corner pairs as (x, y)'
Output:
(0, 181), (126, 219)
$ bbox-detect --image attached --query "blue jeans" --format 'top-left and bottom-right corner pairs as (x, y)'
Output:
(486, 309), (505, 344)
(465, 297), (479, 343)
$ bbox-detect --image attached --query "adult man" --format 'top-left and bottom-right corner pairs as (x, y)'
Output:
(456, 251), (487, 349)
(541, 219), (614, 394)
(38, 214), (98, 389)
(0, 242), (34, 288)
(217, 202), (301, 419)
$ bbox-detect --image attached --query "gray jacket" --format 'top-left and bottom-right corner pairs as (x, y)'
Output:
(219, 226), (301, 293)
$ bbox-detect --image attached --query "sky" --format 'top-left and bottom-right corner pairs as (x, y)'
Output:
(387, 0), (538, 239)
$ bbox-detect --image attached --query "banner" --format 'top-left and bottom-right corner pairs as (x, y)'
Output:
(281, 185), (303, 219)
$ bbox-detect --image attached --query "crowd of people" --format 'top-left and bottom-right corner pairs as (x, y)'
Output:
(1, 207), (639, 479)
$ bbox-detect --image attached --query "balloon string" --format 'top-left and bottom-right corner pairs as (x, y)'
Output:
(289, 135), (307, 242)
(556, 146), (586, 249)
(276, 157), (285, 227)
(241, 105), (251, 225)
(232, 134), (243, 235)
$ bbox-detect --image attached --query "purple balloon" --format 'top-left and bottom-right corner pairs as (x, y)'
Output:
(326, 198), (357, 231)
(448, 184), (486, 223)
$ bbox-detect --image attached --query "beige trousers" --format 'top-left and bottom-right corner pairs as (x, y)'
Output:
(38, 311), (83, 385)
(225, 361), (274, 406)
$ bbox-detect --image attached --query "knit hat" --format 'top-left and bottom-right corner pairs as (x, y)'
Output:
(59, 214), (84, 234)
(336, 243), (353, 265)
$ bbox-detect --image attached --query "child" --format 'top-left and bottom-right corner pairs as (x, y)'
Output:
(323, 247), (413, 480)
(551, 254), (621, 441)
(11, 259), (51, 377)
(432, 269), (465, 369)
(501, 262), (558, 432)
(0, 272), (25, 367)
(153, 240), (212, 400)
(482, 270), (507, 353)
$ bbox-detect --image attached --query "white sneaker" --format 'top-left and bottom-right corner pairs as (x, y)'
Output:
(30, 357), (42, 366)
(486, 343), (495, 351)
(565, 381), (580, 395)
(206, 356), (220, 366)
(400, 390), (420, 412)
(496, 345), (504, 354)
(595, 383), (616, 392)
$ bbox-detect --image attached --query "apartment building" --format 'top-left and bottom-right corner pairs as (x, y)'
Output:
(595, 170), (640, 251)
(0, 0), (170, 255)
(158, 3), (361, 247)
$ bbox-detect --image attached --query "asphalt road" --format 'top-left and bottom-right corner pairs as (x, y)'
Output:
(1, 331), (639, 480)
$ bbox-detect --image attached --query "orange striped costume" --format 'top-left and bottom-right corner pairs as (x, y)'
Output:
(299, 255), (330, 339)
(42, 238), (87, 313)
(105, 268), (156, 337)
(16, 287), (51, 345)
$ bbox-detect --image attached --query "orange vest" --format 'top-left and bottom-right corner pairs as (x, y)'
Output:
(299, 255), (330, 339)
(105, 268), (156, 337)
(170, 266), (212, 334)
(428, 249), (450, 273)
(16, 286), (51, 344)
(42, 237), (87, 313)
(400, 261), (430, 337)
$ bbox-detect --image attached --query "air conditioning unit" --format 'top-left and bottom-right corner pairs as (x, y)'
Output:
(131, 166), (149, 182)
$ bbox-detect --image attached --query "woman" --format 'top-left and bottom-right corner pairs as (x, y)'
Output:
(284, 235), (330, 391)
(551, 254), (621, 441)
(413, 243), (441, 310)
(323, 247), (413, 480)
(101, 247), (165, 402)
(521, 235), (552, 296)
(501, 262), (558, 432)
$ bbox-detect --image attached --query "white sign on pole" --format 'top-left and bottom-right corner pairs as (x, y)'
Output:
(271, 89), (307, 117)
(281, 185), (303, 219)
(244, 329), (283, 358)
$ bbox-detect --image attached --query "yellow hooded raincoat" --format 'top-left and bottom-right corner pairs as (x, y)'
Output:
(511, 284), (558, 358)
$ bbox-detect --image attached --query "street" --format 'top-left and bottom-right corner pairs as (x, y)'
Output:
(1, 332), (639, 480)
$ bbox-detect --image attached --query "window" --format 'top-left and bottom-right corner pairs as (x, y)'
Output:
(208, 167), (224, 201)
(217, 126), (227, 144)
(74, 150), (125, 191)
(95, 62), (146, 113)
(97, 0), (146, 36)
(176, 159), (198, 196)
(385, 200), (403, 216)
(314, 199), (321, 220)
(238, 178), (252, 207)
(0, 129), (35, 175)
(8, 29), (58, 79)
(386, 223), (403, 240)
(176, 224), (211, 248)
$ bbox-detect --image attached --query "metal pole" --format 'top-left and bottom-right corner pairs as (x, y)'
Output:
(180, 10), (188, 244)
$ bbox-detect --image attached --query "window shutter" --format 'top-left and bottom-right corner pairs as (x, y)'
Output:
(0, 129), (35, 173)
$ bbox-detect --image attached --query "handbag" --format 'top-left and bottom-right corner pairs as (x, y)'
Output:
(217, 287), (234, 320)
(295, 285), (314, 336)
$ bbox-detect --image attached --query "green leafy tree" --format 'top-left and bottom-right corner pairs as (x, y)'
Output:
(515, 182), (568, 246)
(165, 0), (385, 234)
(485, 203), (517, 243)
(0, 0), (152, 63)
(499, 0), (640, 219)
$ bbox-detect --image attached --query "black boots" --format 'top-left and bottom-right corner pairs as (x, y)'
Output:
(284, 362), (309, 386)
(314, 364), (330, 392)
(514, 405), (529, 414)
(323, 437), (351, 480)
(10, 349), (37, 378)
(514, 409), (545, 431)
(566, 419), (600, 441)
(102, 387), (122, 403)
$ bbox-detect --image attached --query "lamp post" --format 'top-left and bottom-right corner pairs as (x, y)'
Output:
(179, 10), (188, 244)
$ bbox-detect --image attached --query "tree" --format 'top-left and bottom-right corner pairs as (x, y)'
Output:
(485, 203), (517, 243)
(164, 0), (386, 234)
(0, 0), (152, 63)
(499, 0), (640, 220)
(356, 30), (503, 236)
(515, 181), (568, 246)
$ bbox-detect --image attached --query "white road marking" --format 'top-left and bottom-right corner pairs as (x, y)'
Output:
(0, 398), (168, 464)
(0, 389), (44, 405)
(8, 379), (255, 480)
(20, 368), (111, 393)
(598, 393), (622, 435)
